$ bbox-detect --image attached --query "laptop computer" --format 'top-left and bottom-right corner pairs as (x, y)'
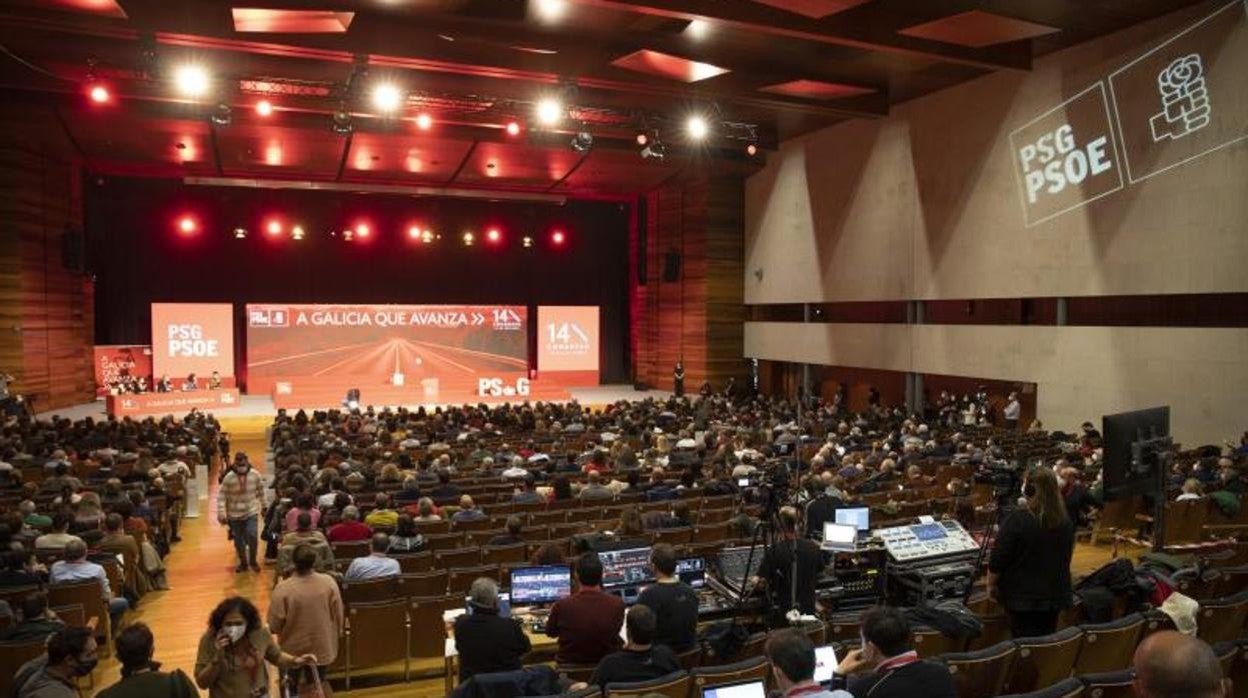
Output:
(814, 644), (840, 686)
(700, 680), (767, 698)
(821, 521), (858, 553)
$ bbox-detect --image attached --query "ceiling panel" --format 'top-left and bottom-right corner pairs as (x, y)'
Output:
(554, 148), (682, 195)
(454, 140), (584, 187)
(609, 49), (732, 83)
(60, 111), (216, 175)
(898, 10), (1061, 49)
(214, 123), (346, 178)
(24, 0), (127, 18)
(343, 131), (475, 183)
(758, 79), (876, 100)
(746, 0), (875, 19)
(231, 9), (355, 33)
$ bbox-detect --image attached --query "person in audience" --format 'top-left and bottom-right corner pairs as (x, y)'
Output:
(766, 628), (852, 698)
(268, 545), (344, 691)
(97, 622), (197, 698)
(12, 626), (98, 698)
(283, 493), (320, 534)
(1059, 466), (1099, 528)
(488, 515), (526, 547)
(0, 592), (65, 642)
(583, 604), (680, 687)
(830, 605), (956, 698)
(578, 470), (614, 501)
(394, 476), (421, 506)
(753, 506), (823, 625)
(278, 513), (333, 576)
(453, 577), (531, 682)
(49, 539), (129, 627)
(20, 499), (52, 530)
(1132, 630), (1231, 698)
(1177, 478), (1204, 501)
(98, 513), (146, 598)
(217, 454), (264, 573)
(550, 475), (574, 502)
(387, 514), (425, 553)
(451, 495), (487, 523)
(34, 512), (84, 550)
(1002, 392), (1021, 430)
(987, 467), (1074, 638)
(429, 469), (461, 499)
(637, 543), (698, 652)
(512, 476), (545, 504)
(0, 549), (46, 588)
(364, 493), (399, 530)
(530, 543), (566, 567)
(615, 507), (647, 539)
(343, 533), (400, 581)
(326, 506), (372, 542)
(410, 497), (441, 521)
(546, 552), (625, 665)
(195, 596), (317, 698)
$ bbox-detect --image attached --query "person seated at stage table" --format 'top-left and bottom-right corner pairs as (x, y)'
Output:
(208, 370), (223, 390)
(326, 506), (371, 543)
(451, 495), (487, 524)
(387, 514), (424, 553)
(487, 516), (526, 547)
(343, 534), (400, 581)
(182, 373), (198, 391)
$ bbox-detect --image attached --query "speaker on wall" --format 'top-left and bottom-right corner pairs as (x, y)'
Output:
(636, 195), (647, 286)
(662, 250), (681, 282)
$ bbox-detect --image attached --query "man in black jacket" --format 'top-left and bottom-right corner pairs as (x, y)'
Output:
(831, 606), (956, 698)
(453, 577), (531, 682)
(586, 604), (680, 687)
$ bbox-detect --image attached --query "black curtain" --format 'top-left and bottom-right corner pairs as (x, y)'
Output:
(87, 177), (631, 384)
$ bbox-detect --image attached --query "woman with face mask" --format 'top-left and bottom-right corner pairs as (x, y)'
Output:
(195, 596), (316, 698)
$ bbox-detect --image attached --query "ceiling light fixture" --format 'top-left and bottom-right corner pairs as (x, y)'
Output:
(210, 102), (232, 126)
(331, 108), (353, 134)
(535, 97), (563, 127)
(746, 143), (758, 156)
(506, 121), (521, 136)
(255, 100), (273, 117)
(233, 227), (248, 239)
(570, 130), (593, 153)
(291, 225), (305, 241)
(534, 0), (568, 22)
(372, 83), (403, 113)
(635, 131), (648, 146)
(88, 84), (111, 104)
(641, 136), (667, 161)
(686, 115), (709, 140)
(415, 113), (433, 130)
(173, 64), (210, 99)
(462, 231), (475, 246)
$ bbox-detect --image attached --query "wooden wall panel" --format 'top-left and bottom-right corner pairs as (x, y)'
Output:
(0, 104), (94, 411)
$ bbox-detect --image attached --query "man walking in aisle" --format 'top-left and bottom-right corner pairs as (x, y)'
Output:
(218, 453), (265, 572)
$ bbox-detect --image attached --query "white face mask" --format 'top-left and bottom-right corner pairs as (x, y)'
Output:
(224, 624), (246, 643)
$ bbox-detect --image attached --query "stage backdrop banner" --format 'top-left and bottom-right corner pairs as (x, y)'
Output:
(151, 303), (236, 381)
(93, 345), (152, 397)
(245, 304), (529, 400)
(537, 305), (600, 385)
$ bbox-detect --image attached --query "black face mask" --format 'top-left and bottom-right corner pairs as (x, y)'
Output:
(73, 656), (99, 677)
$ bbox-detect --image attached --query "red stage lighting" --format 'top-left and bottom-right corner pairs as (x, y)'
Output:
(635, 131), (648, 146)
(486, 227), (502, 243)
(551, 230), (566, 245)
(256, 100), (274, 117)
(407, 225), (422, 240)
(505, 121), (521, 136)
(354, 223), (371, 238)
(266, 219), (283, 236)
(88, 84), (111, 104)
(746, 143), (758, 156)
(415, 113), (432, 130)
(177, 215), (197, 235)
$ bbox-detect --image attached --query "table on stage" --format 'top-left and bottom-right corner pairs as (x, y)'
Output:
(105, 388), (241, 417)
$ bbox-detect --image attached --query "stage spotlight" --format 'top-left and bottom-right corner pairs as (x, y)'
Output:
(486, 227), (502, 244)
(415, 113), (433, 130)
(88, 84), (111, 104)
(255, 100), (273, 117)
(641, 140), (667, 161)
(407, 225), (422, 240)
(686, 115), (709, 140)
(534, 0), (567, 22)
(535, 97), (562, 127)
(635, 131), (648, 146)
(210, 102), (232, 126)
(506, 121), (521, 136)
(173, 64), (210, 99)
(291, 225), (305, 241)
(522, 236), (534, 248)
(233, 227), (247, 239)
(570, 131), (593, 153)
(342, 229), (354, 242)
(266, 219), (283, 236)
(746, 143), (758, 156)
(354, 223), (371, 239)
(177, 216), (197, 235)
(372, 83), (403, 113)
(421, 229), (435, 244)
(550, 230), (566, 245)
(462, 231), (475, 246)
(331, 109), (353, 135)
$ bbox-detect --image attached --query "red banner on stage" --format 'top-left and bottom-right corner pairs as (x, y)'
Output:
(93, 345), (153, 397)
(151, 303), (236, 381)
(244, 304), (529, 398)
(106, 389), (241, 417)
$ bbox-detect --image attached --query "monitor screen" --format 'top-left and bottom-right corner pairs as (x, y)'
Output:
(599, 547), (654, 588)
(701, 681), (767, 698)
(509, 565), (571, 605)
(675, 557), (705, 588)
(823, 522), (857, 546)
(466, 592), (511, 618)
(835, 507), (870, 532)
(911, 523), (948, 541)
(813, 644), (840, 683)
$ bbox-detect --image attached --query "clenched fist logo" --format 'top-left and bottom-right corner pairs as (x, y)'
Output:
(1150, 54), (1211, 141)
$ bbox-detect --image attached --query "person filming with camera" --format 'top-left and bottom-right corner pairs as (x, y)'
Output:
(986, 466), (1074, 638)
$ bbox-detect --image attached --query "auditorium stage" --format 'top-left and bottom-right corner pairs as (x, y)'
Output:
(37, 384), (674, 421)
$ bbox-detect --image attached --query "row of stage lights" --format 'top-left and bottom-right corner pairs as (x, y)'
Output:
(175, 215), (567, 248)
(85, 63), (755, 156)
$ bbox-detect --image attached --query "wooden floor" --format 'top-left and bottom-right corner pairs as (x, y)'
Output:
(85, 416), (1133, 697)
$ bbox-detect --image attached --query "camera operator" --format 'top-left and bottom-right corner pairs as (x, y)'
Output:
(751, 506), (823, 627)
(986, 467), (1074, 638)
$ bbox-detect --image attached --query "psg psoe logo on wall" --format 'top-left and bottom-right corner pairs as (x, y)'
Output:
(1009, 82), (1124, 227)
(1150, 54), (1211, 141)
(1108, 0), (1248, 184)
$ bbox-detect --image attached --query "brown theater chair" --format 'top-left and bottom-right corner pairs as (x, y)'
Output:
(827, 612), (864, 643)
(465, 529), (505, 548)
(697, 508), (734, 524)
(674, 645), (702, 669)
(998, 677), (1085, 698)
(344, 599), (410, 689)
(1209, 564), (1248, 598)
(1073, 614), (1145, 675)
(424, 532), (465, 552)
(452, 517), (496, 532)
(0, 638), (52, 698)
(692, 521), (731, 543)
(448, 565), (499, 595)
(398, 570), (449, 597)
(0, 585), (41, 609)
(794, 620), (826, 648)
(652, 526), (693, 546)
(1006, 626), (1084, 694)
(969, 612), (1012, 651)
(413, 519), (451, 535)
(436, 547), (482, 569)
(941, 640), (1018, 698)
(912, 625), (967, 659)
(342, 576), (398, 605)
(47, 580), (111, 656)
(530, 510), (568, 526)
(604, 670), (690, 698)
(691, 656), (770, 693)
(1212, 642), (1238, 681)
(736, 632), (768, 661)
(549, 522), (584, 539)
(407, 597), (452, 675)
(1138, 610), (1176, 639)
(482, 543), (527, 565)
(1076, 670), (1134, 698)
(556, 663), (598, 684)
(49, 604), (88, 629)
(1196, 591), (1248, 644)
(395, 552), (433, 574)
(331, 540), (370, 561)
